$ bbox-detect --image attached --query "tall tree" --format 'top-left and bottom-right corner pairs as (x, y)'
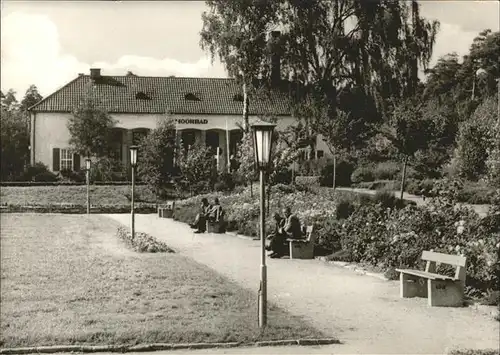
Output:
(137, 116), (178, 201)
(20, 85), (43, 113)
(1, 103), (29, 180)
(200, 0), (281, 132)
(381, 99), (432, 200)
(20, 85), (43, 134)
(67, 85), (116, 158)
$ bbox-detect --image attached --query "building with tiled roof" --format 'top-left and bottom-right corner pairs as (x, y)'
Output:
(29, 68), (329, 172)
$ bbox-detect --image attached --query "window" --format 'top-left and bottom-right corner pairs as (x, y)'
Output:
(135, 92), (150, 100)
(317, 150), (324, 158)
(60, 149), (73, 171)
(184, 93), (200, 101)
(233, 94), (244, 102)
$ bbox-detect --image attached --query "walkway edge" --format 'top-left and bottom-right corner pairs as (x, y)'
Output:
(0, 339), (340, 354)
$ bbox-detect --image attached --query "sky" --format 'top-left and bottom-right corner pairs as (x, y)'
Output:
(1, 1), (499, 99)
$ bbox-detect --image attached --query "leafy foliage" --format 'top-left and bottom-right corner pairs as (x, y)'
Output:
(137, 116), (177, 198)
(176, 142), (217, 195)
(67, 85), (116, 158)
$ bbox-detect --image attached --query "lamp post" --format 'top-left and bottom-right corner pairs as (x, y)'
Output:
(85, 158), (91, 214)
(251, 122), (276, 329)
(130, 145), (138, 239)
(472, 68), (487, 100)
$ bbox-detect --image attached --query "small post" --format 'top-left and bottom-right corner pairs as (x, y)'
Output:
(129, 146), (138, 238)
(259, 169), (267, 328)
(131, 164), (135, 238)
(85, 158), (91, 214)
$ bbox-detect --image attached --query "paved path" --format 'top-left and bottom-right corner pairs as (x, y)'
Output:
(104, 214), (499, 354)
(336, 187), (491, 217)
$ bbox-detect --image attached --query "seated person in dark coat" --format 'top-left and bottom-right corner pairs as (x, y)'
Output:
(208, 197), (224, 222)
(266, 207), (303, 258)
(190, 198), (212, 233)
(266, 212), (286, 257)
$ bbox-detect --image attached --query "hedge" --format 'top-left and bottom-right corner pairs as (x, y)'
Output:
(0, 203), (157, 214)
(0, 181), (153, 187)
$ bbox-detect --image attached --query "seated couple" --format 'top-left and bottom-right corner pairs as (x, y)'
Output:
(190, 197), (224, 234)
(266, 207), (303, 259)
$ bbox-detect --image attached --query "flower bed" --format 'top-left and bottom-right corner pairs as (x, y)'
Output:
(116, 226), (175, 253)
(174, 183), (499, 297)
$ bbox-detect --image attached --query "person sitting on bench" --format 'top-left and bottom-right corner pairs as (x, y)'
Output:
(208, 197), (224, 222)
(266, 212), (286, 258)
(190, 198), (212, 233)
(282, 207), (303, 240)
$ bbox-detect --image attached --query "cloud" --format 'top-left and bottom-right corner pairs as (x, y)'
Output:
(428, 23), (479, 66)
(0, 12), (225, 98)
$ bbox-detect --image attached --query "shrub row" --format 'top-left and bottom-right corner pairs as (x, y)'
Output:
(0, 181), (151, 187)
(0, 203), (157, 214)
(116, 226), (175, 253)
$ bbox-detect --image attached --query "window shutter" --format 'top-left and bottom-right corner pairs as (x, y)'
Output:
(73, 154), (80, 171)
(53, 148), (60, 171)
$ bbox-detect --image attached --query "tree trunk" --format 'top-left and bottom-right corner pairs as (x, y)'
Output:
(400, 155), (408, 200)
(243, 81), (249, 133)
(332, 147), (337, 191)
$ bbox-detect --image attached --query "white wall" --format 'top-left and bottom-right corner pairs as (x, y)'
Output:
(33, 111), (331, 170)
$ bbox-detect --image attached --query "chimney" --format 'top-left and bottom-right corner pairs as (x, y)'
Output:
(270, 31), (281, 86)
(90, 68), (101, 80)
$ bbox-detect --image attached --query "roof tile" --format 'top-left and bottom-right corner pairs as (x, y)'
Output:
(30, 75), (292, 115)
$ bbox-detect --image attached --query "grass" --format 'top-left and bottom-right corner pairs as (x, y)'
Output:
(0, 214), (324, 348)
(0, 185), (161, 205)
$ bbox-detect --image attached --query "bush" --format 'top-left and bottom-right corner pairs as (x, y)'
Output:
(373, 161), (400, 180)
(296, 176), (320, 187)
(272, 168), (293, 185)
(116, 226), (175, 253)
(456, 183), (497, 205)
(351, 166), (375, 183)
(320, 159), (355, 187)
(214, 172), (236, 192)
(90, 157), (128, 182)
(335, 198), (355, 220)
(373, 189), (398, 209)
(33, 171), (59, 182)
(59, 168), (86, 183)
(20, 162), (56, 182)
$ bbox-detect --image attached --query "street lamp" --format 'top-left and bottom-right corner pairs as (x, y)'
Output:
(130, 145), (138, 239)
(251, 122), (276, 329)
(85, 158), (91, 214)
(472, 68), (487, 100)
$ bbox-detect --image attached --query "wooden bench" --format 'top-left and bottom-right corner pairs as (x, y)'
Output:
(287, 225), (316, 259)
(396, 251), (467, 307)
(158, 201), (175, 218)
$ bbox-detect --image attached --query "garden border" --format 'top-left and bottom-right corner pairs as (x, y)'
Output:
(0, 338), (340, 354)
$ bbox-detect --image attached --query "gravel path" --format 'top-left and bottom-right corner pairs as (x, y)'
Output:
(104, 214), (499, 354)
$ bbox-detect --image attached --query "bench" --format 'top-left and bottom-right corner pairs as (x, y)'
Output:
(396, 251), (467, 307)
(287, 225), (315, 259)
(158, 201), (175, 218)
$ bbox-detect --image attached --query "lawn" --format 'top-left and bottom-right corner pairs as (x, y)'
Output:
(0, 214), (324, 348)
(0, 185), (160, 205)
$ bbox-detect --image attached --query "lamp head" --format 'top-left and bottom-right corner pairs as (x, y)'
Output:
(129, 145), (138, 167)
(85, 158), (91, 170)
(251, 122), (276, 170)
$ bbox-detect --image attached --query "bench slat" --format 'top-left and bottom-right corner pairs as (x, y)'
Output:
(396, 269), (456, 281)
(421, 251), (466, 267)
